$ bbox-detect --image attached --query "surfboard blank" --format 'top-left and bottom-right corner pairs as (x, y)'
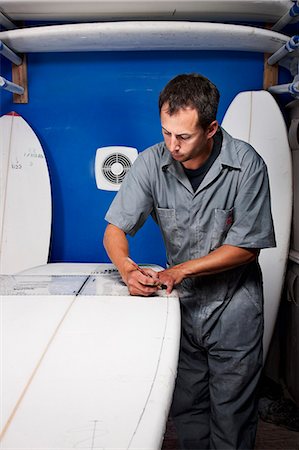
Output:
(222, 91), (293, 359)
(0, 113), (52, 274)
(0, 264), (181, 449)
(0, 0), (293, 22)
(1, 294), (78, 432)
(0, 21), (288, 53)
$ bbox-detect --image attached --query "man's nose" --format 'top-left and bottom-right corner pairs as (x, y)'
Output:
(169, 135), (180, 152)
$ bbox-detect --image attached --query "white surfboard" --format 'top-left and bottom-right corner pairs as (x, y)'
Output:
(0, 21), (289, 53)
(221, 91), (293, 359)
(0, 0), (293, 23)
(0, 112), (52, 274)
(0, 263), (181, 449)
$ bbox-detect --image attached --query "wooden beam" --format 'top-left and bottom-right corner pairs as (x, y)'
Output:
(264, 52), (279, 90)
(12, 54), (28, 103)
(263, 23), (279, 90)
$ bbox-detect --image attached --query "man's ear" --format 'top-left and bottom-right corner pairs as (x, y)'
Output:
(206, 120), (219, 139)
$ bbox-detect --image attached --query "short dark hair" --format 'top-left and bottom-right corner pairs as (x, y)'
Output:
(159, 73), (220, 130)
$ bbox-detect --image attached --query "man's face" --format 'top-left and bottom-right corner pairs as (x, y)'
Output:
(160, 104), (218, 170)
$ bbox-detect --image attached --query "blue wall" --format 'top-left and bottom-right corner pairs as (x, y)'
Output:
(0, 49), (291, 266)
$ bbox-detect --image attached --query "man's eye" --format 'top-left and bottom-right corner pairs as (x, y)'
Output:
(179, 135), (191, 141)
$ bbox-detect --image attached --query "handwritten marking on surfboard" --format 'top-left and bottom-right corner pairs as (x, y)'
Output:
(90, 420), (99, 450)
(64, 420), (108, 448)
(10, 151), (45, 171)
(11, 162), (22, 169)
(23, 151), (44, 158)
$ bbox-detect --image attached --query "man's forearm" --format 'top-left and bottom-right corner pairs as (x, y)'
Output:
(103, 223), (132, 281)
(178, 245), (259, 278)
(158, 245), (259, 293)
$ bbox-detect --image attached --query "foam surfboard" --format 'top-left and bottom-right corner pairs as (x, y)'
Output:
(0, 274), (88, 437)
(0, 21), (289, 53)
(0, 263), (180, 449)
(222, 91), (293, 360)
(0, 0), (293, 23)
(0, 112), (52, 274)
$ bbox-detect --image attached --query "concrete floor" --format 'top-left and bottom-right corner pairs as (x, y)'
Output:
(162, 417), (299, 450)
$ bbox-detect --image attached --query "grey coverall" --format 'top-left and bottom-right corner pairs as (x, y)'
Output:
(105, 128), (276, 450)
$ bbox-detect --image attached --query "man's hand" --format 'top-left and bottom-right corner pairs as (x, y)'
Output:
(158, 266), (185, 294)
(126, 267), (162, 296)
(124, 259), (162, 296)
(104, 225), (159, 296)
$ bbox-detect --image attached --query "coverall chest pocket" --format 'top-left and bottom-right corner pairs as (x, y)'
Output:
(156, 207), (182, 256)
(210, 207), (234, 251)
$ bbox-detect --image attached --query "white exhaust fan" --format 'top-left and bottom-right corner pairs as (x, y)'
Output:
(95, 146), (138, 191)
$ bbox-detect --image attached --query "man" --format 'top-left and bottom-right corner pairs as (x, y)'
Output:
(103, 73), (275, 449)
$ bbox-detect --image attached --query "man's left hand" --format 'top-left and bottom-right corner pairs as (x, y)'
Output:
(158, 266), (185, 294)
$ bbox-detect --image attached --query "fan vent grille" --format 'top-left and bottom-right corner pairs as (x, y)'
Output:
(101, 153), (133, 184)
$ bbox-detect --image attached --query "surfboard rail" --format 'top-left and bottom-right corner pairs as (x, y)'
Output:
(0, 21), (290, 53)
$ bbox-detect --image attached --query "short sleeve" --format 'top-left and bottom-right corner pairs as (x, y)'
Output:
(104, 152), (154, 236)
(224, 149), (276, 249)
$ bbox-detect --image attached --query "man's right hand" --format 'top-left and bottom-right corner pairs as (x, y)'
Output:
(124, 259), (162, 296)
(104, 224), (161, 297)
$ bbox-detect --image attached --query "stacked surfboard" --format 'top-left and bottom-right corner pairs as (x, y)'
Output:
(222, 91), (293, 358)
(0, 112), (52, 274)
(0, 0), (294, 22)
(0, 21), (289, 53)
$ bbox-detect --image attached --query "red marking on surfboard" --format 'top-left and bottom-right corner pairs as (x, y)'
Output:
(6, 111), (20, 117)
